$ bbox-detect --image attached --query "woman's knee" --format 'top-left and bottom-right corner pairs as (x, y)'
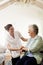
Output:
(24, 57), (37, 65)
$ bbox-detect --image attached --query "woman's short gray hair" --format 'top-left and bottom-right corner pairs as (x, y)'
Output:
(32, 24), (39, 35)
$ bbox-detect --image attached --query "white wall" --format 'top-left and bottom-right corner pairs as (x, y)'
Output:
(0, 3), (43, 46)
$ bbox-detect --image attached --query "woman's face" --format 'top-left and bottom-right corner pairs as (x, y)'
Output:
(8, 26), (14, 37)
(28, 26), (35, 38)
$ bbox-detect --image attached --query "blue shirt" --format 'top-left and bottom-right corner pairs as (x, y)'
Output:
(25, 35), (38, 57)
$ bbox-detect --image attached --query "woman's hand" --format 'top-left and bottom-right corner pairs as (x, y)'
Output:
(7, 43), (11, 50)
(22, 47), (28, 51)
(20, 46), (25, 50)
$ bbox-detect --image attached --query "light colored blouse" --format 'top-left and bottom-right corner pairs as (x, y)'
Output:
(5, 31), (22, 58)
(25, 35), (43, 64)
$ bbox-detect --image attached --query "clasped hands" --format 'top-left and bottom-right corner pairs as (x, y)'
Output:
(7, 44), (28, 52)
(20, 46), (28, 54)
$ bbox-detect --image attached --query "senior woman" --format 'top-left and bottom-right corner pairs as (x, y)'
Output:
(16, 24), (43, 65)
